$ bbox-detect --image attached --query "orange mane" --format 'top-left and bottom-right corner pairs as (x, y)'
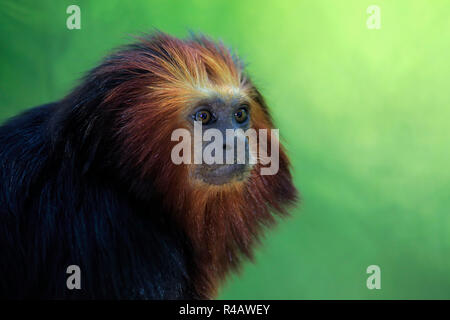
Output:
(91, 32), (298, 298)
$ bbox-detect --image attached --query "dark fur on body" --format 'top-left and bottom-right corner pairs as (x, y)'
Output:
(0, 103), (197, 299)
(0, 33), (297, 299)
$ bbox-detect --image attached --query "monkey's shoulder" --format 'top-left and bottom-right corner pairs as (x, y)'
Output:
(0, 103), (196, 299)
(0, 103), (57, 211)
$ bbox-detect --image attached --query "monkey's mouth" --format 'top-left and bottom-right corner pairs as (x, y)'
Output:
(195, 163), (250, 185)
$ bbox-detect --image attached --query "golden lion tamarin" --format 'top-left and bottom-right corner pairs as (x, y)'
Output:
(0, 32), (297, 299)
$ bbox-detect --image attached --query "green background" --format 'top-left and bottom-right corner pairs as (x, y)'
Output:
(1, 0), (449, 299)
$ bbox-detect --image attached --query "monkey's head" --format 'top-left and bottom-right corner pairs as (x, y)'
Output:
(109, 34), (286, 190)
(62, 32), (298, 298)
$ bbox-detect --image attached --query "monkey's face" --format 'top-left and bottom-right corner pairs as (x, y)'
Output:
(187, 95), (253, 186)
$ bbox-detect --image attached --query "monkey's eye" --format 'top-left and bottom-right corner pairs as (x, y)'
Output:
(234, 107), (248, 124)
(194, 110), (212, 124)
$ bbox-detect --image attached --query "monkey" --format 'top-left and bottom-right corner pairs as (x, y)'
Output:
(0, 32), (298, 299)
